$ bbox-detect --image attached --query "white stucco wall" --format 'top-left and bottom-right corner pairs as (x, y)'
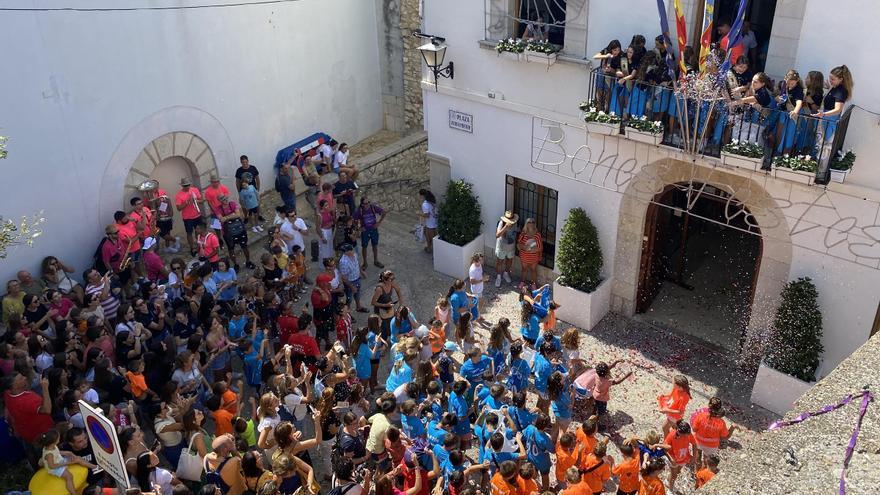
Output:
(0, 0), (382, 281)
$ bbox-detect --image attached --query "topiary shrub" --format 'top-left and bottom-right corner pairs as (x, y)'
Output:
(556, 207), (603, 292)
(437, 180), (483, 246)
(764, 277), (823, 382)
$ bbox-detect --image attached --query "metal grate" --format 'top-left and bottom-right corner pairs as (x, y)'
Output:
(505, 175), (558, 268)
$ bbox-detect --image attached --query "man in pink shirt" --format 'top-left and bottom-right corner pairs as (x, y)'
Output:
(175, 177), (205, 256)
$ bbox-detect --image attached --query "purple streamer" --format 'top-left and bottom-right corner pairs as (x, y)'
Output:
(766, 390), (874, 495)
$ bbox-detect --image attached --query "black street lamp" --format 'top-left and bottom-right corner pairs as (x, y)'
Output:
(413, 32), (453, 91)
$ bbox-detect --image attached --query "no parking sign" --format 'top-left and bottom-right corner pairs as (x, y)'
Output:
(78, 401), (130, 489)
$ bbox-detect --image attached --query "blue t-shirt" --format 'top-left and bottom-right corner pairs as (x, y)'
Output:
(473, 424), (491, 462)
(523, 424), (553, 473)
(386, 359), (413, 392)
(488, 343), (509, 375)
(532, 354), (554, 393)
(482, 395), (505, 412)
(449, 291), (478, 323)
(508, 406), (536, 432)
(355, 343), (372, 380)
(507, 358), (531, 393)
(460, 355), (493, 386)
(239, 185), (259, 210)
(401, 414), (426, 439)
(389, 314), (416, 344)
(521, 314), (541, 342)
(487, 450), (520, 475)
(212, 269), (238, 302)
(367, 332), (382, 360)
(551, 382), (573, 420)
(448, 391), (470, 435)
(535, 334), (561, 353)
(438, 355), (454, 383)
(228, 317), (248, 340)
(427, 421), (448, 446)
(432, 444), (450, 467)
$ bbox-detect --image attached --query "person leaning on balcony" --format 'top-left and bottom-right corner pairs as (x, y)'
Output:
(593, 39), (622, 112)
(520, 11), (549, 42)
(812, 65), (854, 181)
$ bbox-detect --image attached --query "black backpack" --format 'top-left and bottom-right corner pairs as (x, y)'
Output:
(92, 237), (110, 275)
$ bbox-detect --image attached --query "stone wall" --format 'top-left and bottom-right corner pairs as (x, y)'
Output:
(356, 131), (429, 212)
(400, 0), (424, 131)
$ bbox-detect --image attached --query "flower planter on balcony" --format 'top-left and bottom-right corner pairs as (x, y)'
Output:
(524, 51), (557, 68)
(625, 128), (661, 146)
(585, 121), (620, 136)
(721, 152), (761, 172)
(773, 166), (814, 185)
(497, 51), (522, 62)
(829, 168), (850, 183)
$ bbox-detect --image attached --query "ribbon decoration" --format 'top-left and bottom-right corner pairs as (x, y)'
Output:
(767, 389), (874, 495)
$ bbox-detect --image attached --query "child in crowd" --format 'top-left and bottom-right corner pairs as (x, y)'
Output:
(238, 175), (262, 233)
(665, 420), (697, 489)
(696, 453), (721, 489)
(658, 375), (691, 436)
(40, 429), (97, 495)
(612, 440), (641, 495)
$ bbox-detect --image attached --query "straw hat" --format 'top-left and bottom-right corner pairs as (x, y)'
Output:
(500, 210), (519, 225)
(180, 177), (192, 186)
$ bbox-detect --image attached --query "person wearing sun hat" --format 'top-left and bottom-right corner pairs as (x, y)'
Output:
(495, 210), (519, 288)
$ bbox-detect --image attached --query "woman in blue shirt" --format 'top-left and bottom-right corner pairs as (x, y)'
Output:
(519, 300), (541, 346)
(389, 306), (418, 344)
(447, 279), (478, 324)
(351, 328), (373, 385)
(523, 414), (554, 490)
(211, 259), (238, 308)
(448, 380), (472, 449)
(547, 370), (573, 432)
(385, 355), (414, 392)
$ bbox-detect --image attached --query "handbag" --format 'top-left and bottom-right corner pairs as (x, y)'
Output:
(177, 433), (204, 481)
(413, 223), (425, 243)
(221, 204), (247, 237)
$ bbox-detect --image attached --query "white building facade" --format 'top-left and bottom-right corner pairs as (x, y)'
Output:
(0, 0), (385, 280)
(421, 0), (880, 378)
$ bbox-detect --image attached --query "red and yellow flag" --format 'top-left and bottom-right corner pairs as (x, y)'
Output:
(698, 0), (715, 72)
(673, 0), (688, 73)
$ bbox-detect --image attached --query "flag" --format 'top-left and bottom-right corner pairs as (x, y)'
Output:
(720, 0), (749, 73)
(673, 0), (688, 73)
(655, 0), (677, 79)
(698, 0), (715, 72)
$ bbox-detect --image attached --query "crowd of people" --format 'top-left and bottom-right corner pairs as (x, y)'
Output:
(591, 23), (854, 180)
(1, 142), (741, 495)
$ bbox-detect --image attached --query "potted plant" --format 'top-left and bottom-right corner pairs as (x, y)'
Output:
(624, 116), (663, 146)
(720, 140), (763, 171)
(772, 154), (817, 185)
(552, 208), (611, 331)
(580, 102), (622, 136)
(433, 180), (485, 279)
(524, 40), (560, 67)
(829, 149), (856, 183)
(495, 38), (526, 61)
(750, 277), (823, 415)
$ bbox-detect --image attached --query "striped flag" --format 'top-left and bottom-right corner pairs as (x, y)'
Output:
(720, 0), (749, 73)
(698, 0), (715, 72)
(655, 0), (678, 79)
(673, 0), (688, 73)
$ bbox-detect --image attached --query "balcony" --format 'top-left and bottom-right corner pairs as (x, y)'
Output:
(583, 68), (853, 186)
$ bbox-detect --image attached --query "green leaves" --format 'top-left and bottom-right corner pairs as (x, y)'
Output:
(556, 207), (603, 293)
(765, 277), (824, 382)
(437, 180), (483, 247)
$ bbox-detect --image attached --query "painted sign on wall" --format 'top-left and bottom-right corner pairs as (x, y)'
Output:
(449, 109), (473, 133)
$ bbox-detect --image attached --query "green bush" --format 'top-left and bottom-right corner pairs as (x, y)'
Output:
(556, 207), (603, 292)
(765, 277), (824, 382)
(437, 180), (483, 246)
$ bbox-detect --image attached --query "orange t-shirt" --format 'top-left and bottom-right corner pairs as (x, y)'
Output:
(198, 232), (221, 262)
(665, 431), (696, 465)
(520, 477), (539, 495)
(204, 184), (231, 216)
(129, 207), (154, 240)
(561, 480), (592, 495)
(638, 475), (666, 495)
(125, 371), (148, 399)
(212, 408), (234, 436)
(175, 187), (203, 220)
(490, 473), (519, 495)
(695, 468), (716, 488)
(221, 390), (238, 415)
(657, 387), (690, 421)
(116, 221), (141, 252)
(692, 411), (729, 449)
(612, 456), (640, 493)
(428, 326), (446, 354)
(580, 453), (611, 493)
(555, 443), (579, 484)
(576, 430), (597, 468)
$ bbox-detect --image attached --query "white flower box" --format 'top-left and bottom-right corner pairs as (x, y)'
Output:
(524, 51), (557, 67)
(498, 51), (521, 61)
(750, 362), (815, 415)
(625, 128), (662, 146)
(829, 168), (850, 183)
(553, 278), (613, 331)
(721, 152), (761, 171)
(773, 166), (814, 185)
(433, 234), (485, 280)
(585, 121), (620, 136)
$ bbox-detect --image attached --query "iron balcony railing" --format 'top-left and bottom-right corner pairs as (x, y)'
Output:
(585, 68), (852, 184)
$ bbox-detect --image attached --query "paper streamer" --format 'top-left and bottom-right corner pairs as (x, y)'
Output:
(766, 390), (874, 495)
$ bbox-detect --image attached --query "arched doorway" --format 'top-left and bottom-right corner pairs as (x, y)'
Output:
(635, 182), (762, 353)
(149, 156), (200, 237)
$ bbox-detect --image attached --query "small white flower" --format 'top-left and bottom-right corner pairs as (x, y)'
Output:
(598, 111), (605, 116)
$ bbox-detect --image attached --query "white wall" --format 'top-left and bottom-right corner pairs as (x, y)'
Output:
(794, 0), (880, 191)
(0, 0), (382, 282)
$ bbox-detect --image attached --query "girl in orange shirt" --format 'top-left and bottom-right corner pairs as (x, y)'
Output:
(612, 441), (641, 495)
(657, 375), (691, 436)
(664, 420), (697, 490)
(581, 441), (613, 494)
(576, 415), (599, 468)
(555, 432), (583, 489)
(638, 458), (666, 495)
(695, 453), (720, 488)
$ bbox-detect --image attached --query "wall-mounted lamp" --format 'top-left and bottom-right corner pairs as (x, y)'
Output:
(413, 31), (453, 91)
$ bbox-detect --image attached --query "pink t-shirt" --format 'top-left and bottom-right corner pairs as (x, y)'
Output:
(204, 184), (231, 216)
(575, 369), (612, 402)
(198, 232), (221, 262)
(144, 251), (165, 282)
(175, 188), (203, 220)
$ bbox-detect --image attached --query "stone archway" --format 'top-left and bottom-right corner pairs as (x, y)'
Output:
(122, 132), (218, 206)
(610, 157), (793, 365)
